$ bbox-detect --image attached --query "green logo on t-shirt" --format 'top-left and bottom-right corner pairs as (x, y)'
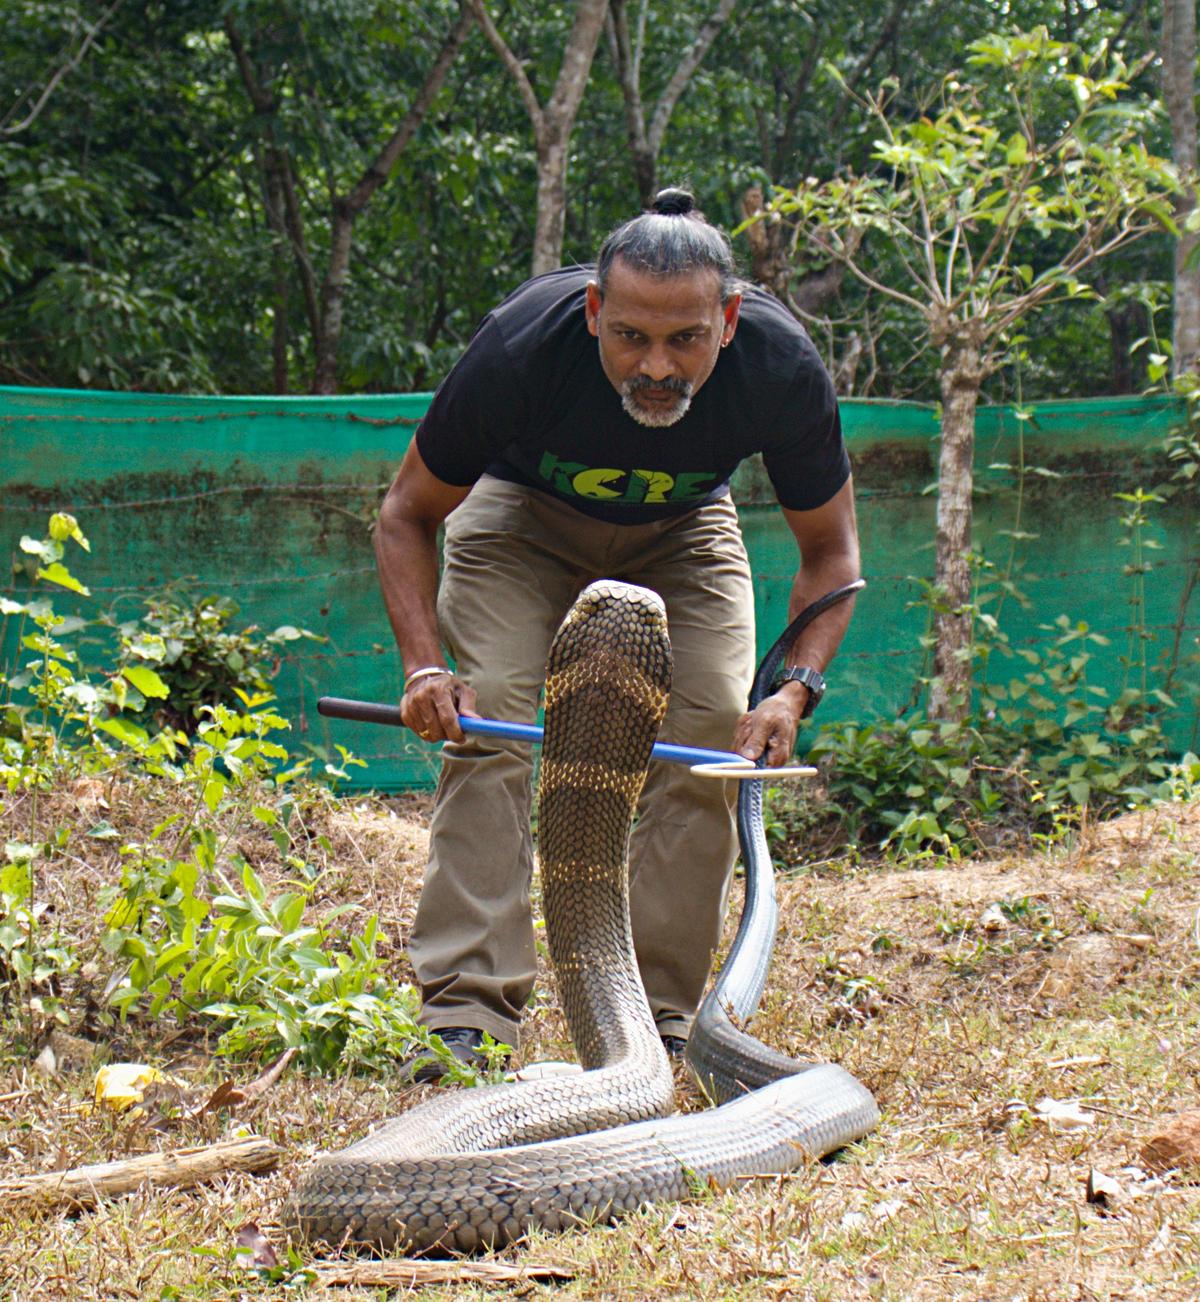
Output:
(538, 451), (716, 504)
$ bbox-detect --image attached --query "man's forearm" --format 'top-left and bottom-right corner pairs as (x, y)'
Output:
(781, 550), (861, 673)
(374, 513), (445, 675)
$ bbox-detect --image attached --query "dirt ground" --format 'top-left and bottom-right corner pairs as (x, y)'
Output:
(1, 789), (1198, 1299)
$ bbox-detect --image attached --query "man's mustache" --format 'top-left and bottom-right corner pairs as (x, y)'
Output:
(623, 375), (692, 398)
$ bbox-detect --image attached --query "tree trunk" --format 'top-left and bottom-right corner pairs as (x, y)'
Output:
(928, 338), (984, 723)
(229, 8), (473, 397)
(533, 136), (570, 277)
(608, 0), (739, 208)
(310, 2), (475, 393)
(1163, 0), (1200, 375)
(742, 186), (863, 328)
(474, 0), (609, 278)
(1106, 299), (1148, 394)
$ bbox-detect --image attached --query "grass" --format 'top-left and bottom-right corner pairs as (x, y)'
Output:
(2, 780), (1200, 1299)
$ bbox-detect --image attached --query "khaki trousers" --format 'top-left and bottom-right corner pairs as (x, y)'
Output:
(408, 476), (756, 1047)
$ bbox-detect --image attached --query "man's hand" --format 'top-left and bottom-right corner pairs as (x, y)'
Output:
(401, 672), (479, 744)
(732, 682), (808, 767)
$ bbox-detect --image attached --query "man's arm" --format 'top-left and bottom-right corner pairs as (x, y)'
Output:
(374, 441), (475, 743)
(732, 476), (861, 766)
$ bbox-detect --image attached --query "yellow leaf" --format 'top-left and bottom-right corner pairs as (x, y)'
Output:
(48, 513), (90, 551)
(36, 562), (90, 596)
(93, 1063), (169, 1112)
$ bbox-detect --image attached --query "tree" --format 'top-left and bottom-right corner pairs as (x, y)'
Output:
(754, 28), (1176, 719)
(1162, 0), (1199, 376)
(0, 0), (124, 138)
(605, 0), (739, 207)
(225, 2), (476, 394)
(471, 0), (610, 276)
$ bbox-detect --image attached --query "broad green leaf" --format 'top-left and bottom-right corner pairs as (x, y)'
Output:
(121, 665), (169, 699)
(96, 716), (150, 749)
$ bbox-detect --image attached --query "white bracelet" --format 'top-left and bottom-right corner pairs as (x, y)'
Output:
(403, 665), (452, 693)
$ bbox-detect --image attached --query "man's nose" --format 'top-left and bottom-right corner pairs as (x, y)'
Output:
(637, 343), (675, 380)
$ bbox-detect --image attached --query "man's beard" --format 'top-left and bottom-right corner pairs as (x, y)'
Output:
(620, 375), (693, 428)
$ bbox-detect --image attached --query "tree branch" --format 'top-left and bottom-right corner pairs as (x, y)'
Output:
(1, 0), (125, 136)
(544, 0), (611, 137)
(341, 2), (475, 219)
(608, 0), (649, 158)
(471, 0), (545, 138)
(647, 0), (738, 155)
(827, 0), (911, 141)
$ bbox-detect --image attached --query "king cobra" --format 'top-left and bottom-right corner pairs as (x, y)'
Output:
(286, 580), (879, 1252)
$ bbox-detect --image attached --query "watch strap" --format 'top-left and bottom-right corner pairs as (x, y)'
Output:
(772, 665), (826, 718)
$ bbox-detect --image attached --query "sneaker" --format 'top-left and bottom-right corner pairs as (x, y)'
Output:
(661, 1034), (688, 1060)
(405, 1026), (489, 1084)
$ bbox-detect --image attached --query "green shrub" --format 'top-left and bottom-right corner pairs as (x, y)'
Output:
(111, 589), (316, 736)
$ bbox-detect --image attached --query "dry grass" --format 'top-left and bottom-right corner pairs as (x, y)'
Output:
(2, 783), (1199, 1300)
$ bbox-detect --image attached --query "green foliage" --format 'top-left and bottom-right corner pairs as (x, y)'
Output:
(1, 513), (145, 790)
(761, 27), (1173, 332)
(781, 480), (1192, 861)
(803, 632), (1179, 858)
(102, 837), (421, 1074)
(0, 516), (478, 1081)
(111, 591), (316, 736)
(0, 1), (1170, 398)
(2, 516), (321, 793)
(0, 839), (78, 1031)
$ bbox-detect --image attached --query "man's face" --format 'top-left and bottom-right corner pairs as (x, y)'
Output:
(585, 260), (741, 428)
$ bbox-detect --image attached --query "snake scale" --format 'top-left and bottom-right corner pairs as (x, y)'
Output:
(286, 579), (879, 1252)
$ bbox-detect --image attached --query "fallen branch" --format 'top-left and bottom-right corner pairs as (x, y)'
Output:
(309, 1260), (575, 1287)
(0, 1136), (282, 1211)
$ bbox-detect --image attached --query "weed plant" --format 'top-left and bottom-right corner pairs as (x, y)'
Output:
(0, 515), (478, 1080)
(768, 474), (1199, 865)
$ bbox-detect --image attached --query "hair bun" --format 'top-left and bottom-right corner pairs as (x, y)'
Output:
(651, 187), (695, 216)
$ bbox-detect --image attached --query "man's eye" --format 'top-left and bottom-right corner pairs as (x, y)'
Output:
(618, 330), (643, 342)
(674, 333), (697, 344)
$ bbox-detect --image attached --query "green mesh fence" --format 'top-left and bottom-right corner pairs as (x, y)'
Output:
(3, 386), (1195, 788)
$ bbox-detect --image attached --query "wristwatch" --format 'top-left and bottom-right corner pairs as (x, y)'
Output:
(772, 665), (826, 718)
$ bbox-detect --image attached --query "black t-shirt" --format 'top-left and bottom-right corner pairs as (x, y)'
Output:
(416, 266), (850, 524)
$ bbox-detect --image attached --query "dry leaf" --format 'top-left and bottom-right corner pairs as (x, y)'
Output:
(239, 1046), (298, 1102)
(234, 1222), (278, 1271)
(1033, 1097), (1095, 1131)
(1139, 1110), (1200, 1176)
(93, 1063), (176, 1112)
(190, 1080), (247, 1119)
(980, 903), (1009, 932)
(1086, 1168), (1122, 1210)
(189, 1048), (297, 1119)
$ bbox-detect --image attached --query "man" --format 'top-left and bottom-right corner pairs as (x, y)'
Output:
(374, 188), (860, 1080)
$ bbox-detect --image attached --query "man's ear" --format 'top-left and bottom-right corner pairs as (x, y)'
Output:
(585, 281), (602, 337)
(721, 293), (742, 346)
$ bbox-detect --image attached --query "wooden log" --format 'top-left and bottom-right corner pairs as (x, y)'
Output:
(0, 1136), (282, 1210)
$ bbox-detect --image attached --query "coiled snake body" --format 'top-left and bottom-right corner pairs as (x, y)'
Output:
(287, 580), (878, 1252)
